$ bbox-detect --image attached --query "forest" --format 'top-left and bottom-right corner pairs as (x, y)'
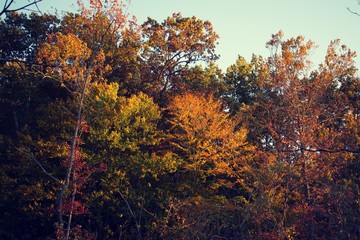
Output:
(0, 0), (359, 239)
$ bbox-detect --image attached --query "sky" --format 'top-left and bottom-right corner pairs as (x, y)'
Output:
(33, 0), (360, 72)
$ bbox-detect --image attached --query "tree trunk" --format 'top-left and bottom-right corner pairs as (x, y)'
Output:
(301, 157), (314, 240)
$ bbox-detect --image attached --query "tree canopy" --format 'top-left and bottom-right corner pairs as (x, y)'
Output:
(0, 1), (359, 239)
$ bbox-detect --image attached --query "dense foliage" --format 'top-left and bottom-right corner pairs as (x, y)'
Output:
(0, 1), (359, 239)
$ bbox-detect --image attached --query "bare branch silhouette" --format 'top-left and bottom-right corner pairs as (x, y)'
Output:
(1, 0), (43, 16)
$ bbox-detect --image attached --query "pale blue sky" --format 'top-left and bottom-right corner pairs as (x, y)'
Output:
(35, 0), (360, 72)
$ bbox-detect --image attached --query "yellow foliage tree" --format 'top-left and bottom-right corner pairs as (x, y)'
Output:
(168, 92), (254, 194)
(163, 92), (255, 238)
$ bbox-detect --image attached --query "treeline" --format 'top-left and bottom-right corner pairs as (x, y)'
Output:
(0, 1), (359, 239)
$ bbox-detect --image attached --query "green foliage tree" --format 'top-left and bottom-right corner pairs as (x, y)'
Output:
(83, 82), (177, 239)
(0, 12), (59, 138)
(0, 12), (59, 63)
(222, 55), (262, 115)
(177, 62), (225, 96)
(0, 11), (62, 240)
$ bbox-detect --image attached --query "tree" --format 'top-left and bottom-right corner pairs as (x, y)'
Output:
(165, 92), (255, 238)
(34, 1), (128, 238)
(176, 61), (225, 96)
(36, 31), (95, 239)
(1, 2), (359, 238)
(140, 13), (219, 104)
(0, 12), (59, 139)
(60, 0), (127, 56)
(60, 1), (144, 99)
(107, 23), (144, 97)
(83, 82), (178, 239)
(0, 12), (59, 64)
(244, 31), (359, 239)
(0, 11), (63, 239)
(222, 55), (262, 115)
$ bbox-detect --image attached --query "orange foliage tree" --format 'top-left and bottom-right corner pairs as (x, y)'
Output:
(164, 92), (255, 238)
(244, 31), (359, 239)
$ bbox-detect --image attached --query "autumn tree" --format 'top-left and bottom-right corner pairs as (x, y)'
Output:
(80, 82), (178, 239)
(35, 31), (95, 239)
(33, 1), (129, 238)
(60, 0), (127, 57)
(1, 1), (359, 239)
(60, 0), (148, 100)
(244, 31), (359, 239)
(140, 13), (219, 104)
(163, 92), (255, 238)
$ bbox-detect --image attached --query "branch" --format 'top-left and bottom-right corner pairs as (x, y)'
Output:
(0, 58), (29, 64)
(311, 146), (360, 154)
(118, 191), (143, 240)
(57, 14), (122, 229)
(0, 0), (43, 16)
(347, 7), (360, 16)
(277, 146), (360, 154)
(16, 146), (61, 184)
(2, 0), (14, 16)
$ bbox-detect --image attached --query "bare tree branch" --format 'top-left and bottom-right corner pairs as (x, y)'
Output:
(347, 7), (360, 16)
(0, 0), (43, 16)
(311, 146), (360, 154)
(16, 146), (61, 183)
(118, 190), (143, 240)
(278, 146), (360, 154)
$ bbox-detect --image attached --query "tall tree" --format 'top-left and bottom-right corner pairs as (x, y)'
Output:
(36, 31), (95, 239)
(83, 82), (178, 239)
(0, 12), (59, 138)
(60, 1), (144, 99)
(245, 31), (359, 239)
(34, 1), (128, 238)
(0, 12), (60, 239)
(164, 92), (255, 238)
(140, 13), (219, 104)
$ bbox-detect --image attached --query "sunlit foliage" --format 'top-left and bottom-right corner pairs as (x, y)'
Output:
(0, 2), (358, 240)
